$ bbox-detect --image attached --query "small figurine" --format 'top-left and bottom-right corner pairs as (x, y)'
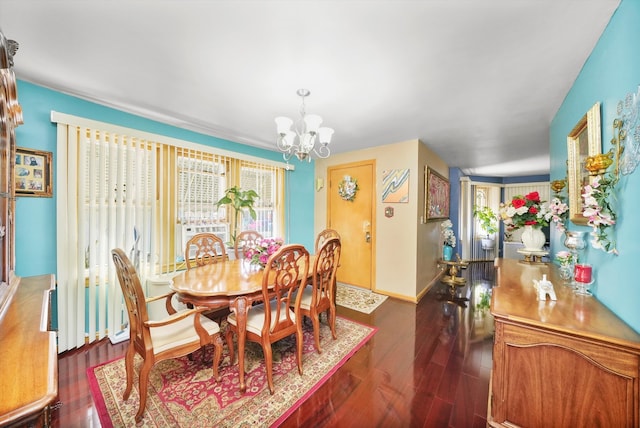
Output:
(533, 274), (557, 301)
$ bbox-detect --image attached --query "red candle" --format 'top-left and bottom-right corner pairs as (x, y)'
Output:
(574, 264), (592, 283)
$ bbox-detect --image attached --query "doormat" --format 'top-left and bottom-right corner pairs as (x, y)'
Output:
(336, 282), (388, 314)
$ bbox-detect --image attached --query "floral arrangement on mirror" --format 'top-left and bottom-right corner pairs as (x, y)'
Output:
(547, 179), (569, 233)
(243, 237), (284, 267)
(499, 191), (550, 230)
(582, 167), (618, 255)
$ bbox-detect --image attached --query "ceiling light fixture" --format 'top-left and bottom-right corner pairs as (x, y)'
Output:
(275, 88), (334, 162)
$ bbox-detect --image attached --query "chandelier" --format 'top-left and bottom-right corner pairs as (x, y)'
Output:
(275, 89), (334, 162)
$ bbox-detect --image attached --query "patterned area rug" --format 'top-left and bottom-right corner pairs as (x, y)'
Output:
(88, 317), (375, 427)
(336, 283), (389, 314)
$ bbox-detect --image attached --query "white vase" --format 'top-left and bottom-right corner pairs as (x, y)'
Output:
(521, 225), (545, 251)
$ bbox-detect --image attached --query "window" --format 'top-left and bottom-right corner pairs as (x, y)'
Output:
(54, 112), (288, 351)
(239, 161), (281, 238)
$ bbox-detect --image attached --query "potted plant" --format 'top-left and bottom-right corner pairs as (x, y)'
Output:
(473, 205), (499, 249)
(215, 186), (259, 247)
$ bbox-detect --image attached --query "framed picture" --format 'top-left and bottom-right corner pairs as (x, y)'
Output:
(424, 166), (449, 221)
(382, 168), (410, 203)
(567, 102), (601, 225)
(15, 147), (53, 197)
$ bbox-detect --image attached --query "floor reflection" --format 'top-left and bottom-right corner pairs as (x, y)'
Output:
(436, 261), (495, 347)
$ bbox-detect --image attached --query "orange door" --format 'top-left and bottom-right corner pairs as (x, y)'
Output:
(327, 161), (375, 290)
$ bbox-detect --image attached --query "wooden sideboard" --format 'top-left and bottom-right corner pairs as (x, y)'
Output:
(0, 274), (57, 428)
(489, 258), (640, 427)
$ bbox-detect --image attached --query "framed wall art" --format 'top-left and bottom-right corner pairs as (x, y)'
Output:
(382, 168), (410, 203)
(424, 166), (449, 221)
(15, 147), (53, 197)
(567, 102), (601, 225)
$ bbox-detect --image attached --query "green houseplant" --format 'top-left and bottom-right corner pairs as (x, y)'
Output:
(473, 205), (499, 249)
(473, 205), (499, 236)
(215, 186), (259, 246)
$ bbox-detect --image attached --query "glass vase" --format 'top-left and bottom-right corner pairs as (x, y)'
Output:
(443, 245), (454, 261)
(558, 264), (573, 284)
(564, 230), (586, 264)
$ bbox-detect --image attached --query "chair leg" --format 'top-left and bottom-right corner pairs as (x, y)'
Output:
(212, 334), (223, 382)
(123, 346), (136, 400)
(225, 328), (235, 364)
(263, 342), (275, 394)
(296, 324), (304, 376)
(328, 304), (337, 340)
(310, 311), (322, 354)
(135, 360), (153, 423)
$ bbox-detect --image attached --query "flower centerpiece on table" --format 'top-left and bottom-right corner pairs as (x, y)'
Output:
(554, 250), (575, 281)
(243, 237), (284, 267)
(440, 220), (456, 247)
(499, 191), (550, 230)
(554, 250), (574, 266)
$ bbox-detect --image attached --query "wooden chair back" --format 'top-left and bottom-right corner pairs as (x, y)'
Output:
(111, 248), (151, 345)
(315, 228), (341, 253)
(311, 237), (341, 310)
(261, 244), (310, 339)
(234, 230), (263, 260)
(185, 233), (227, 269)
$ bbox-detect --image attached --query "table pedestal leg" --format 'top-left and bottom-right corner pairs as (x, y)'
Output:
(231, 296), (250, 393)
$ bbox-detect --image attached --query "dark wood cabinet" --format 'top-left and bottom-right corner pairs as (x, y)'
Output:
(0, 275), (57, 427)
(489, 259), (640, 427)
(0, 31), (58, 428)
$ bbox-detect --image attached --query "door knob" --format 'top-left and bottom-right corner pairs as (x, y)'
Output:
(365, 231), (371, 243)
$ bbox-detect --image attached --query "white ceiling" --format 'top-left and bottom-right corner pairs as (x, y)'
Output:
(0, 0), (620, 176)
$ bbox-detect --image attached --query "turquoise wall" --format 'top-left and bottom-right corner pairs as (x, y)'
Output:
(550, 0), (639, 332)
(14, 81), (315, 277)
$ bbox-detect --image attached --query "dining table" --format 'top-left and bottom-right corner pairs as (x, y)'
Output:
(169, 256), (314, 393)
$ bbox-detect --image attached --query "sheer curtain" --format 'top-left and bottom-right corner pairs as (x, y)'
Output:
(55, 115), (159, 352)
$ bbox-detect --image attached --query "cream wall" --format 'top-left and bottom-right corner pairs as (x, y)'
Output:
(315, 139), (448, 302)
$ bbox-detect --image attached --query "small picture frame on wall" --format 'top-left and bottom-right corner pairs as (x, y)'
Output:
(15, 147), (53, 197)
(424, 166), (450, 221)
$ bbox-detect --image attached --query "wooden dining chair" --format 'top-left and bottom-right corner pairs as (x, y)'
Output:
(234, 230), (263, 260)
(111, 248), (224, 423)
(315, 228), (340, 253)
(185, 233), (228, 269)
(225, 244), (310, 394)
(314, 228), (341, 307)
(295, 237), (341, 353)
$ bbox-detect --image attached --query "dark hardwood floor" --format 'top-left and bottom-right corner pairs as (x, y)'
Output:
(51, 261), (495, 427)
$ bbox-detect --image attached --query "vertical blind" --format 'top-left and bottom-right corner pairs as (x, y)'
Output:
(53, 112), (288, 353)
(56, 125), (159, 351)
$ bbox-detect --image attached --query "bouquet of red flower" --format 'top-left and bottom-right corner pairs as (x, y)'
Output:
(243, 237), (284, 267)
(499, 191), (550, 229)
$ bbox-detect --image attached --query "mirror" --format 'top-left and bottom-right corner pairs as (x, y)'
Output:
(567, 102), (601, 225)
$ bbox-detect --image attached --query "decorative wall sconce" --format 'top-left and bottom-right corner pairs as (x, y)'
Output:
(610, 118), (625, 180)
(585, 152), (614, 177)
(550, 179), (566, 195)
